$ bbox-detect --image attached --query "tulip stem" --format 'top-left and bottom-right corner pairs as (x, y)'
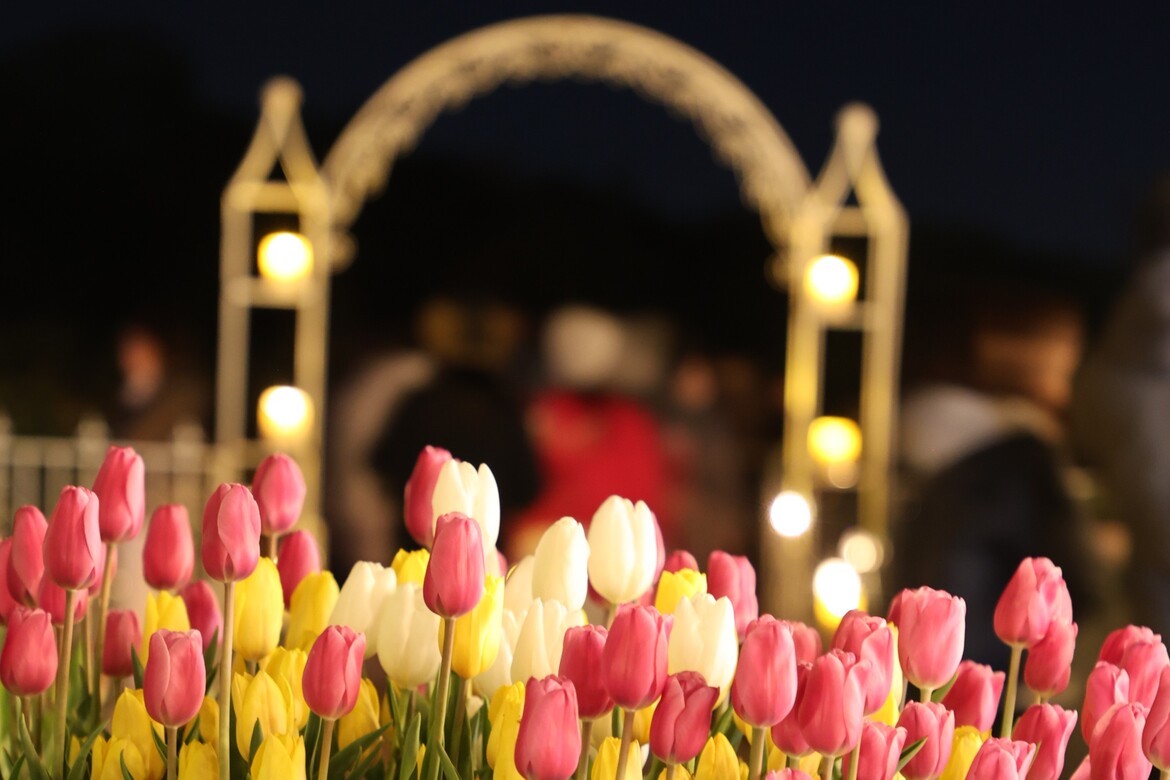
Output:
(847, 742), (860, 780)
(318, 717), (335, 780)
(576, 719), (593, 780)
(267, 534), (278, 560)
(666, 763), (677, 780)
(92, 542), (116, 719)
(450, 676), (469, 759)
(54, 588), (78, 776)
(219, 581), (236, 780)
(1161, 770), (1170, 780)
(1000, 644), (1023, 738)
(614, 709), (635, 780)
(166, 725), (178, 780)
(748, 727), (765, 780)
(919, 686), (932, 703)
(820, 754), (834, 780)
(426, 617), (456, 780)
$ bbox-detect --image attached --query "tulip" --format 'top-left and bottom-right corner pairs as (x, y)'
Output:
(1024, 620), (1078, 699)
(650, 671), (719, 765)
(111, 689), (165, 780)
(0, 606), (57, 695)
(178, 741), (218, 779)
(732, 616), (798, 728)
(1082, 662), (1131, 745)
(560, 624), (614, 719)
(199, 695), (220, 748)
(303, 625), (366, 719)
(1100, 625), (1162, 666)
(1145, 666), (1170, 771)
(92, 445), (146, 542)
(391, 547), (430, 586)
(252, 452), (306, 537)
(0, 541), (17, 623)
(1013, 703), (1077, 780)
(441, 573), (503, 678)
(285, 571), (339, 651)
(37, 577), (88, 624)
(664, 550), (699, 573)
(796, 649), (868, 757)
(779, 620), (821, 666)
(180, 580), (222, 651)
(1089, 702), (1151, 780)
(894, 586), (966, 694)
(1070, 757), (1092, 780)
(92, 736), (147, 780)
(143, 504), (195, 591)
(144, 629), (206, 727)
(103, 609), (142, 678)
(404, 445), (452, 547)
(487, 681), (526, 779)
(964, 738), (1035, 779)
(505, 555), (536, 614)
(231, 556), (283, 662)
(832, 609), (895, 715)
(7, 505), (46, 604)
(941, 660), (1004, 733)
(604, 603), (670, 711)
(201, 482), (262, 583)
(233, 670), (293, 759)
(695, 734), (740, 780)
(770, 662), (812, 758)
(515, 675), (581, 780)
(338, 678), (379, 753)
(668, 593), (739, 700)
(424, 512), (485, 618)
(431, 458), (500, 564)
(250, 734), (307, 780)
(277, 530), (321, 608)
(655, 569), (707, 615)
(897, 701), (955, 780)
(994, 557), (1072, 649)
(706, 551), (758, 640)
(265, 647), (309, 731)
(939, 725), (985, 780)
(44, 485), (102, 590)
(591, 737), (641, 780)
(376, 582), (442, 688)
(764, 773), (813, 780)
(330, 561), (397, 657)
(1120, 635), (1170, 709)
(840, 721), (907, 780)
(587, 496), (661, 605)
(475, 607), (524, 701)
(513, 598), (587, 684)
(532, 517), (591, 611)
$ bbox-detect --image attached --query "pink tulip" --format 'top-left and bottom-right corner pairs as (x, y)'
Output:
(1120, 636), (1170, 709)
(0, 541), (17, 623)
(664, 550), (699, 574)
(252, 452), (306, 536)
(706, 551), (758, 640)
(965, 738), (1035, 780)
(1089, 702), (1151, 780)
(0, 607), (58, 695)
(143, 629), (205, 727)
(559, 625), (613, 719)
(143, 505), (194, 591)
(764, 772), (814, 780)
(423, 512), (485, 618)
(276, 530), (321, 608)
(43, 486), (102, 590)
(92, 445), (145, 543)
(796, 649), (868, 757)
(731, 616), (798, 728)
(1144, 666), (1170, 770)
(1082, 662), (1131, 745)
(603, 604), (669, 711)
(993, 557), (1071, 648)
(7, 506), (46, 604)
(771, 662), (812, 757)
(840, 720), (907, 780)
(1100, 625), (1161, 666)
(894, 586), (966, 692)
(403, 445), (452, 547)
(896, 701), (955, 780)
(200, 483), (261, 582)
(1024, 620), (1077, 698)
(103, 609), (142, 679)
(1013, 703), (1078, 780)
(832, 610), (895, 715)
(514, 675), (581, 780)
(1070, 757), (1091, 780)
(941, 660), (1005, 733)
(88, 542), (115, 596)
(303, 625), (366, 719)
(650, 671), (720, 764)
(37, 577), (88, 625)
(786, 620), (823, 665)
(179, 580), (222, 651)
(886, 590), (904, 626)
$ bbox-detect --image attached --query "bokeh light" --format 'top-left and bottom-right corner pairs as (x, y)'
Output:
(258, 385), (313, 441)
(808, 416), (862, 466)
(803, 254), (859, 308)
(258, 231), (313, 282)
(768, 490), (813, 537)
(813, 557), (865, 630)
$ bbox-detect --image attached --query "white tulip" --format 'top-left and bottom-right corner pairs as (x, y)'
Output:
(473, 607), (524, 700)
(586, 496), (659, 605)
(510, 598), (586, 683)
(431, 459), (500, 565)
(532, 517), (590, 611)
(376, 583), (442, 688)
(668, 593), (740, 701)
(504, 555), (535, 615)
(329, 561), (397, 658)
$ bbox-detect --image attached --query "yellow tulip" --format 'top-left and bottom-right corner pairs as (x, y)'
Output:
(178, 741), (217, 779)
(391, 548), (431, 585)
(657, 769), (694, 780)
(634, 698), (659, 744)
(695, 733), (739, 780)
(111, 689), (165, 780)
(286, 571), (339, 651)
(441, 574), (503, 678)
(264, 647), (309, 731)
(486, 681), (525, 779)
(655, 569), (707, 615)
(143, 590), (190, 665)
(234, 557), (284, 662)
(233, 670), (293, 759)
(198, 696), (219, 749)
(92, 735), (148, 780)
(251, 733), (307, 780)
(339, 678), (381, 755)
(592, 737), (641, 780)
(939, 725), (985, 780)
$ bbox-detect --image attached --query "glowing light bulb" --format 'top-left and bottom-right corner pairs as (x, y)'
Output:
(804, 254), (859, 308)
(813, 557), (865, 631)
(808, 416), (862, 466)
(768, 491), (813, 537)
(258, 231), (313, 282)
(258, 385), (313, 441)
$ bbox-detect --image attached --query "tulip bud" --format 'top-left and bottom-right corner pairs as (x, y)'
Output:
(898, 701), (956, 780)
(144, 629), (206, 727)
(894, 586), (966, 692)
(475, 607), (524, 701)
(604, 603), (670, 711)
(103, 609), (142, 678)
(1082, 661), (1131, 745)
(38, 577), (88, 624)
(706, 551), (758, 639)
(92, 736), (147, 780)
(233, 557), (283, 662)
(1070, 757), (1092, 780)
(1090, 702), (1151, 780)
(0, 607), (58, 695)
(390, 547), (430, 586)
(559, 624), (613, 719)
(784, 619), (823, 665)
(650, 671), (719, 765)
(515, 675), (581, 780)
(376, 582), (442, 688)
(512, 598), (586, 684)
(591, 736), (641, 780)
(664, 549), (699, 573)
(252, 452), (306, 537)
(179, 580), (222, 651)
(404, 445), (452, 547)
(840, 720), (907, 780)
(286, 571), (340, 651)
(0, 541), (17, 623)
(964, 738), (1035, 780)
(532, 517), (590, 611)
(668, 593), (739, 700)
(143, 589), (190, 665)
(695, 733), (739, 780)
(940, 725), (985, 780)
(331, 561), (397, 657)
(993, 557), (1072, 648)
(250, 734), (306, 779)
(264, 647), (309, 731)
(111, 689), (165, 780)
(44, 485), (102, 590)
(431, 459), (500, 564)
(8, 505), (46, 604)
(732, 616), (798, 729)
(178, 741), (218, 778)
(1144, 666), (1170, 771)
(941, 660), (1005, 733)
(442, 574), (503, 678)
(424, 512), (485, 618)
(1120, 635), (1170, 709)
(1013, 703), (1077, 780)
(92, 445), (145, 543)
(796, 649), (868, 757)
(771, 662), (812, 757)
(1100, 625), (1161, 666)
(198, 695), (220, 749)
(201, 483), (262, 582)
(233, 670), (292, 759)
(832, 609), (895, 716)
(143, 504), (194, 591)
(487, 681), (526, 778)
(655, 569), (707, 616)
(303, 624), (366, 720)
(276, 530), (321, 608)
(587, 496), (660, 605)
(1024, 620), (1078, 698)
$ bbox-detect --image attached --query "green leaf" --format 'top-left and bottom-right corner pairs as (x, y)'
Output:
(387, 684), (405, 736)
(9, 755), (27, 780)
(249, 720), (264, 762)
(15, 701), (50, 780)
(66, 719), (108, 780)
(349, 737), (384, 779)
(330, 723), (391, 776)
(306, 712), (323, 779)
(435, 741), (459, 780)
(120, 752), (134, 780)
(397, 713), (422, 780)
(184, 717), (202, 745)
(897, 736), (927, 772)
(204, 629), (221, 695)
(713, 703), (735, 738)
(130, 645), (144, 690)
(151, 725), (167, 763)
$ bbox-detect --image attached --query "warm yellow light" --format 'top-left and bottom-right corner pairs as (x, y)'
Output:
(258, 385), (313, 441)
(808, 416), (862, 466)
(258, 231), (313, 282)
(839, 528), (885, 574)
(813, 558), (865, 631)
(804, 254), (859, 308)
(768, 490), (813, 538)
